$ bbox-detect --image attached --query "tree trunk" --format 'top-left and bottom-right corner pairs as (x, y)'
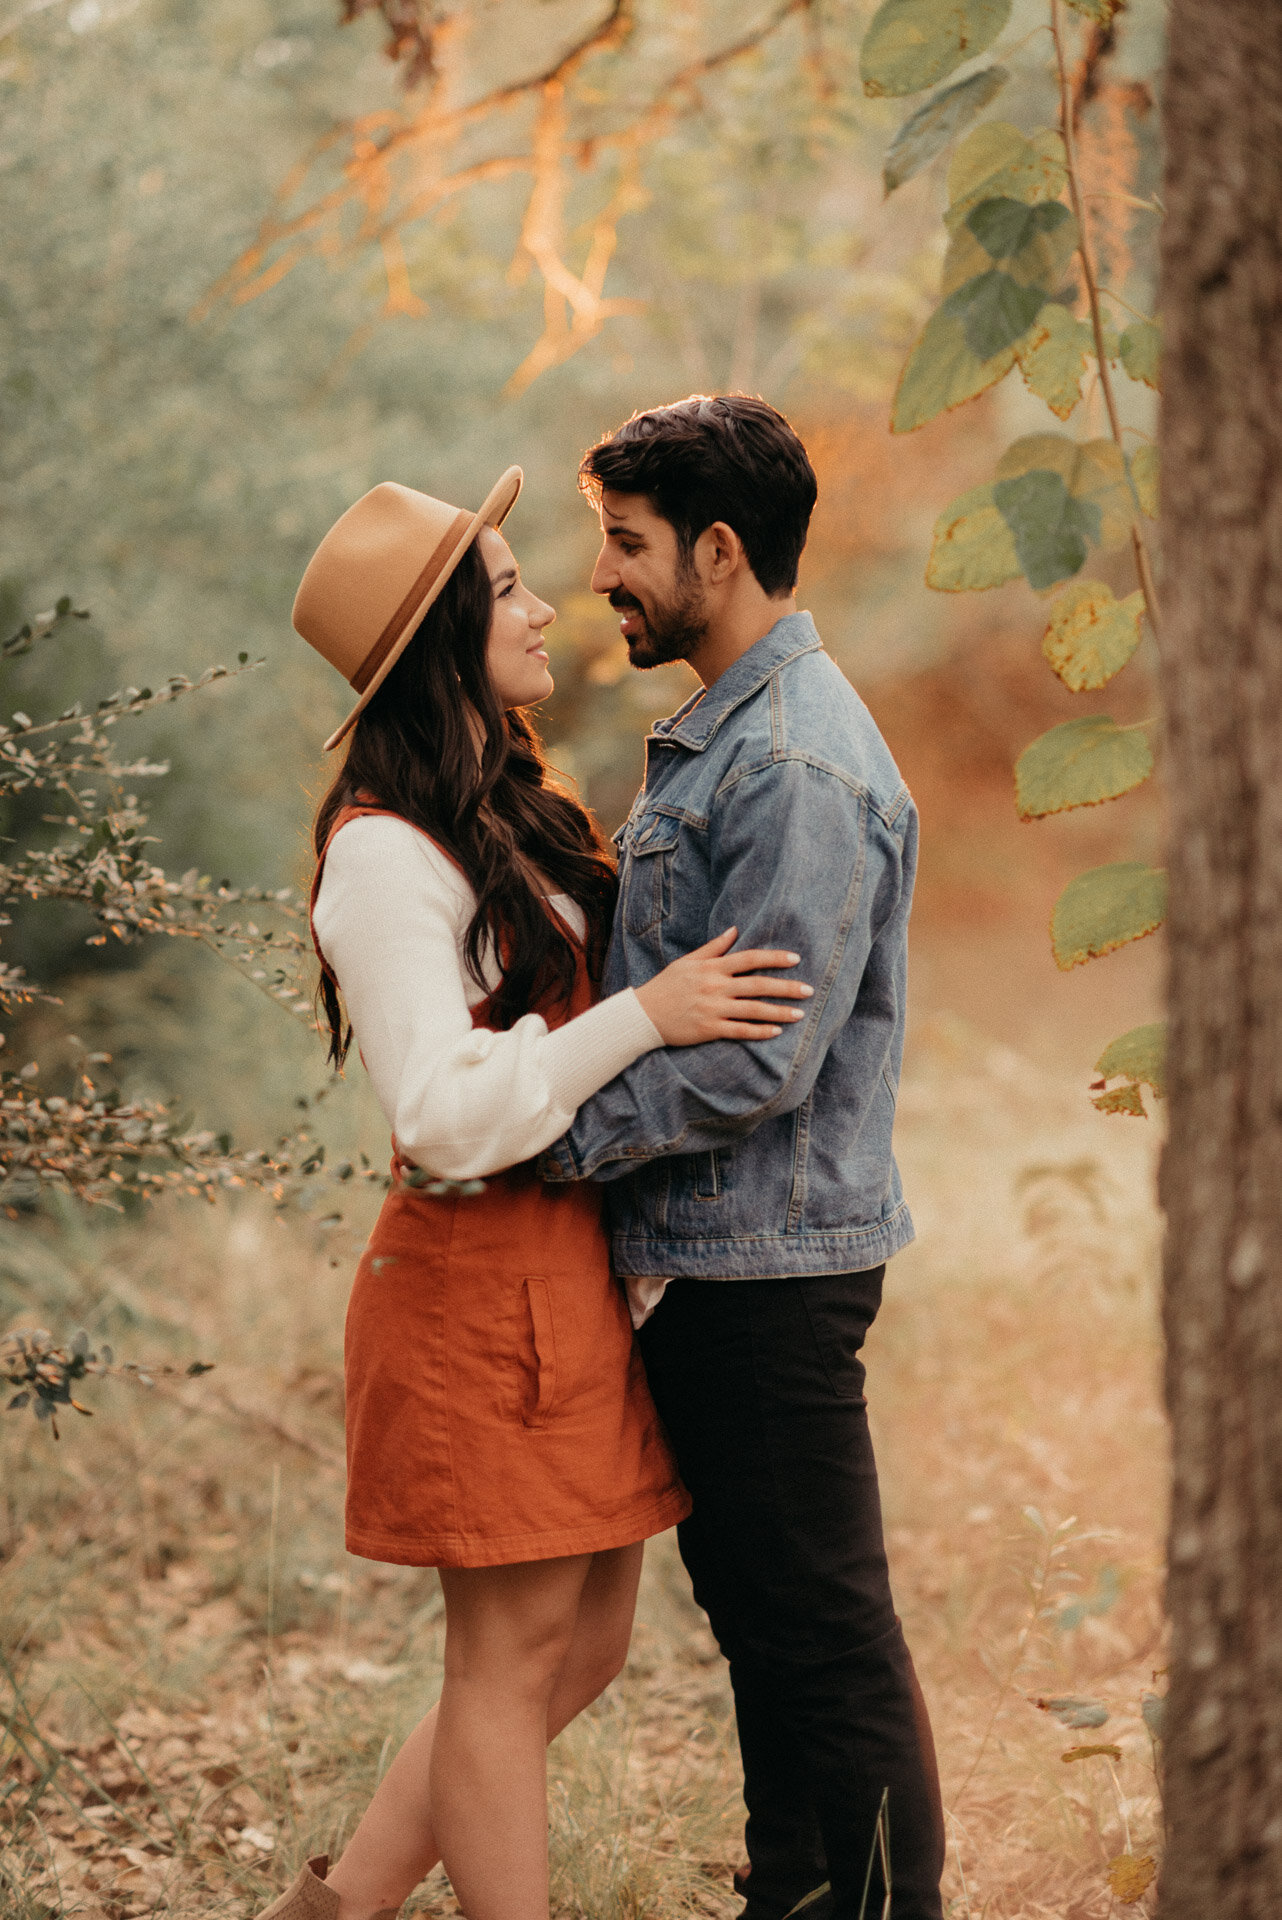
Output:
(1159, 4), (1282, 1913)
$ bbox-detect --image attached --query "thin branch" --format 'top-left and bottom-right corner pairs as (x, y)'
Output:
(1051, 0), (1162, 644)
(204, 0), (807, 391)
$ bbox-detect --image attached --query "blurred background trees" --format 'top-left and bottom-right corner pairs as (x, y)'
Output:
(0, 6), (1189, 1914)
(0, 0), (1166, 1162)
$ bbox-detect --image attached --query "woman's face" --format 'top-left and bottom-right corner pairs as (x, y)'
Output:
(479, 527), (555, 709)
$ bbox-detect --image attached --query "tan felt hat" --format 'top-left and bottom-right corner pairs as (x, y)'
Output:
(293, 465), (523, 752)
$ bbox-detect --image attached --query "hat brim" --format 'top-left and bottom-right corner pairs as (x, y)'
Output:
(322, 464), (523, 753)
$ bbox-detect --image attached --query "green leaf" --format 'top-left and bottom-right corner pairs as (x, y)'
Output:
(861, 0), (1013, 99)
(1119, 318), (1161, 390)
(1130, 444), (1159, 518)
(1051, 863), (1167, 970)
(942, 196), (1076, 299)
(997, 433), (1134, 548)
(926, 483), (1021, 590)
(946, 121), (1067, 229)
(944, 269), (1047, 358)
(883, 66), (1009, 194)
(1042, 580), (1145, 689)
(1016, 715), (1152, 819)
(993, 469), (1099, 590)
(1016, 303), (1094, 419)
(1094, 1022), (1166, 1100)
(966, 195), (1071, 259)
(892, 306), (1020, 432)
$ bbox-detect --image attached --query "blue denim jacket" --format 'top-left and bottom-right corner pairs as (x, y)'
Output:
(543, 611), (916, 1279)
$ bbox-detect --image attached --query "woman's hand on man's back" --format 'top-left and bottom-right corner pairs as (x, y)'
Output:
(634, 928), (812, 1047)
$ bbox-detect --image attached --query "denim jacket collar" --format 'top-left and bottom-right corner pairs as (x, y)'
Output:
(651, 611), (823, 754)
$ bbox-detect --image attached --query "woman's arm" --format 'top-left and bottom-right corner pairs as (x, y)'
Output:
(312, 815), (664, 1180)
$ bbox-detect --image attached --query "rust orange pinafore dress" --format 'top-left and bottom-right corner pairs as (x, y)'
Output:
(311, 803), (690, 1569)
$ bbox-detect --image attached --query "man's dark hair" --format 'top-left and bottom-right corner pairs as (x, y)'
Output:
(579, 394), (818, 596)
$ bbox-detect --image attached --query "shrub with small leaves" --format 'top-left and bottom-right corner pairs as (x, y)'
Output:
(1, 1326), (214, 1438)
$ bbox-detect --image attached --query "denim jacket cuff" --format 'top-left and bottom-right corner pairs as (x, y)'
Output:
(538, 1138), (579, 1183)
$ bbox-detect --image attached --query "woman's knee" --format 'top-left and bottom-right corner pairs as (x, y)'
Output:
(440, 1559), (588, 1702)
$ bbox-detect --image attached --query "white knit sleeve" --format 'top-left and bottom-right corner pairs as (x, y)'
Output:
(311, 814), (662, 1179)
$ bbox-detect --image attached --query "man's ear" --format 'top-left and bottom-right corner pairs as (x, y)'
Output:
(700, 521), (745, 584)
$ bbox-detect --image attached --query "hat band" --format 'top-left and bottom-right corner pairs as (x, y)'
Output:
(350, 507), (475, 694)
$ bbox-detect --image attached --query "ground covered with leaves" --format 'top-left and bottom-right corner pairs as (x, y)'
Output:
(2, 1024), (1165, 1919)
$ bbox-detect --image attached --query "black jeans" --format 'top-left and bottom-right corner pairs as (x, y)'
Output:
(638, 1269), (944, 1920)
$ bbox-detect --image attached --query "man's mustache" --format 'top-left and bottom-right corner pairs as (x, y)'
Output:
(608, 591), (644, 614)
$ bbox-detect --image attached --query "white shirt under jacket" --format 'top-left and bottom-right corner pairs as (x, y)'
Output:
(311, 813), (664, 1184)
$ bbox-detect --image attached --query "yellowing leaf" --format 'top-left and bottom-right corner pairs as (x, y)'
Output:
(883, 66), (1010, 194)
(1051, 862), (1167, 970)
(1017, 302), (1093, 418)
(926, 484), (1021, 590)
(1095, 1022), (1166, 1099)
(1042, 580), (1145, 689)
(1016, 715), (1153, 819)
(1131, 444), (1159, 518)
(1093, 1083), (1146, 1117)
(892, 306), (1020, 432)
(946, 121), (1067, 228)
(861, 0), (1013, 99)
(1119, 317), (1161, 389)
(1062, 1743), (1123, 1762)
(1068, 0), (1122, 23)
(1107, 1855), (1157, 1904)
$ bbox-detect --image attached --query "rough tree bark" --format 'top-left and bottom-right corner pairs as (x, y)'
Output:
(1159, 4), (1282, 1914)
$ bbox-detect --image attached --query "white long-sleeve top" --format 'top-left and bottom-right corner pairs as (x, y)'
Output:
(311, 813), (663, 1181)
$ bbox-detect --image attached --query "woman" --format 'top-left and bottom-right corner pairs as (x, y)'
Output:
(263, 469), (811, 1920)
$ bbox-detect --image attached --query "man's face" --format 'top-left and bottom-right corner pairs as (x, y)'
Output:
(590, 489), (708, 669)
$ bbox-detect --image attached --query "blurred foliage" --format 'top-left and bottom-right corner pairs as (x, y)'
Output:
(1, 1322), (214, 1439)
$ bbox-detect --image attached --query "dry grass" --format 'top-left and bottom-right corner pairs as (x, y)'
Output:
(1, 1018), (1165, 1920)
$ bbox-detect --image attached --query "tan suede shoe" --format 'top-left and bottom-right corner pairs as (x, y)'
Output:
(253, 1854), (401, 1920)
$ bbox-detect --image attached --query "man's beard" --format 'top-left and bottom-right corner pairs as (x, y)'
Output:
(610, 568), (708, 669)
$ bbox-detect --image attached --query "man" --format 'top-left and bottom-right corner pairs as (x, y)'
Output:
(542, 395), (945, 1920)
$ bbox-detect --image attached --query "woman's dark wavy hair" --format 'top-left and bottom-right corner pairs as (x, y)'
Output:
(313, 538), (617, 1068)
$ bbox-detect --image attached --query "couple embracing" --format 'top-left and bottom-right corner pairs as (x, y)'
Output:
(264, 397), (945, 1920)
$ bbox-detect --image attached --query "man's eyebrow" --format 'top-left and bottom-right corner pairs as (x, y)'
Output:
(605, 521), (644, 540)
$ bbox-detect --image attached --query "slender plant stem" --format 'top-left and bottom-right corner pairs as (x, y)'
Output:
(1049, 0), (1163, 644)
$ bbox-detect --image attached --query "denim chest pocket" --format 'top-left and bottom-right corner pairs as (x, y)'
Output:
(621, 815), (682, 936)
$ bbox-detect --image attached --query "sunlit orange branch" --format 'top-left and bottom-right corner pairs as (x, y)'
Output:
(202, 0), (811, 390)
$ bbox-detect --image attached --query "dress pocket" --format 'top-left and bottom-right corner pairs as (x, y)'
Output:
(521, 1277), (559, 1429)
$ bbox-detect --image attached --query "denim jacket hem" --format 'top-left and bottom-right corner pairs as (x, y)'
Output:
(611, 1200), (915, 1280)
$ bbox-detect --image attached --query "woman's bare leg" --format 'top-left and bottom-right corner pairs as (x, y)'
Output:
(326, 1542), (644, 1920)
